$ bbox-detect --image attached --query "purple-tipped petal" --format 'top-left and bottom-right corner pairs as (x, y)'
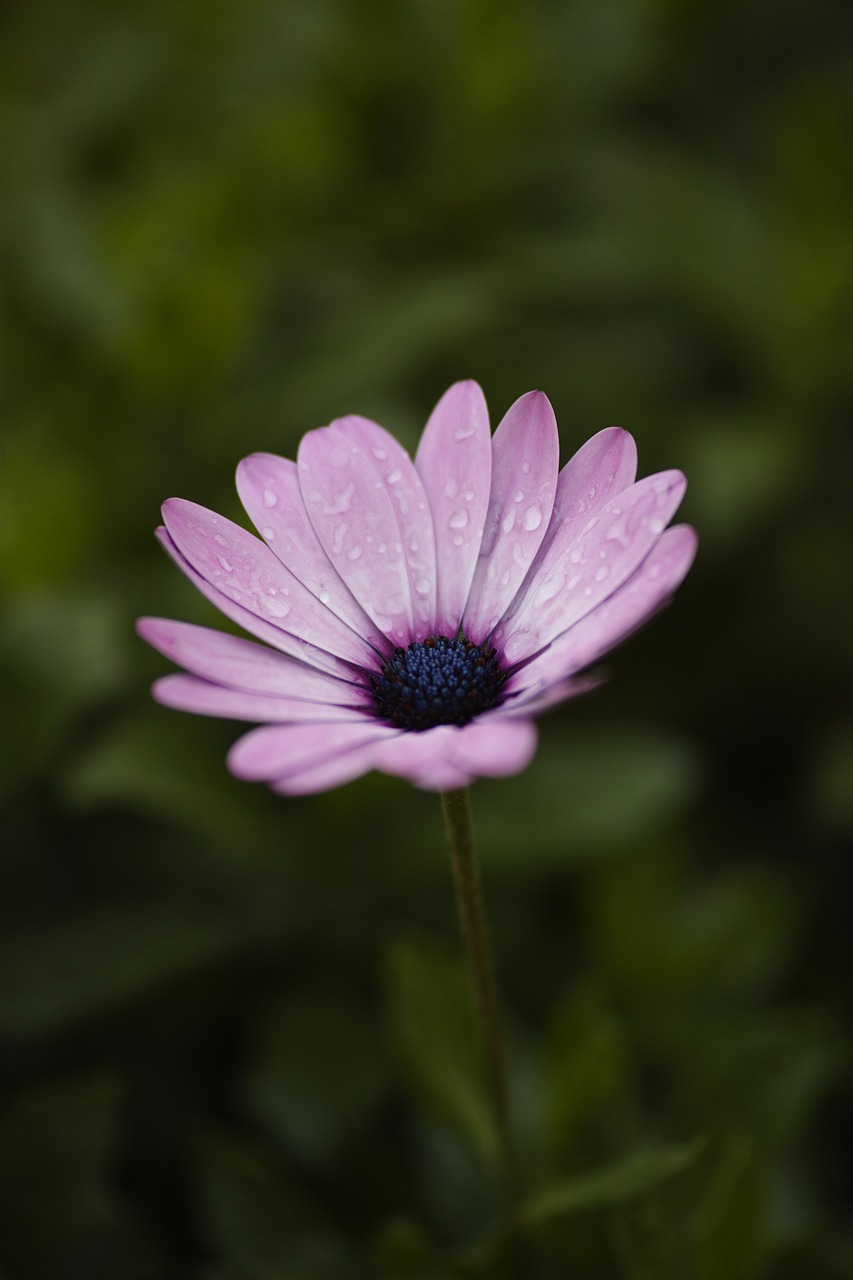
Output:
(152, 674), (369, 723)
(464, 391), (559, 641)
(136, 617), (367, 701)
(415, 381), (492, 635)
(236, 452), (390, 651)
(332, 414), (438, 639)
(228, 721), (397, 782)
(156, 528), (356, 679)
(508, 523), (698, 697)
(162, 499), (380, 670)
(494, 469), (687, 664)
(298, 422), (432, 645)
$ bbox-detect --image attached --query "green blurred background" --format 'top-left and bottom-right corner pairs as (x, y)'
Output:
(2, 0), (852, 1276)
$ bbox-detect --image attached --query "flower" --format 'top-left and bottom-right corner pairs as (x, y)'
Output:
(137, 382), (696, 794)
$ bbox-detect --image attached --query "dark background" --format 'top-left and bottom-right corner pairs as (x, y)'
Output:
(1, 1), (852, 1277)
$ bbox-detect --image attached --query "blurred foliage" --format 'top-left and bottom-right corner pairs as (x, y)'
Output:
(1, 0), (852, 1276)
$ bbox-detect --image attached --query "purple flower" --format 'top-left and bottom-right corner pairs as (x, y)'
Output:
(137, 382), (696, 794)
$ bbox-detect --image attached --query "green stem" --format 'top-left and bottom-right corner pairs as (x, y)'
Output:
(440, 787), (521, 1217)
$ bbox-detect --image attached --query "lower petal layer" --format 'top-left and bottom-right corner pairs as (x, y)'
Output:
(227, 721), (397, 782)
(371, 717), (537, 788)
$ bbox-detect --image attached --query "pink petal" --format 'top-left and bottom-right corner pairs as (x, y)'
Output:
(493, 470), (687, 664)
(332, 414), (438, 639)
(446, 718), (538, 776)
(508, 524), (698, 696)
(162, 499), (381, 670)
(495, 673), (604, 717)
(544, 427), (639, 559)
(463, 391), (559, 641)
(415, 381), (492, 635)
(236, 452), (390, 651)
(298, 423), (427, 645)
(228, 721), (397, 782)
(136, 617), (367, 702)
(156, 529), (355, 678)
(271, 745), (382, 795)
(370, 717), (537, 787)
(152, 674), (369, 723)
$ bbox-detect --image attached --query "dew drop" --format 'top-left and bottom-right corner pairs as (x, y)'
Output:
(347, 545), (363, 561)
(501, 510), (516, 535)
(454, 424), (475, 441)
(414, 577), (430, 595)
(448, 508), (469, 529)
(595, 565), (609, 582)
(444, 476), (458, 500)
(378, 542), (387, 553)
(386, 468), (402, 484)
(263, 488), (277, 508)
(569, 546), (583, 564)
(649, 516), (665, 534)
(218, 556), (233, 573)
(264, 596), (291, 618)
(371, 446), (387, 461)
(453, 534), (464, 546)
(318, 589), (331, 604)
(514, 490), (525, 503)
(523, 504), (542, 531)
(261, 527), (275, 541)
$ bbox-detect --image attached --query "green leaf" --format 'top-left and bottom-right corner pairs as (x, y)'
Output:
(522, 1137), (705, 1226)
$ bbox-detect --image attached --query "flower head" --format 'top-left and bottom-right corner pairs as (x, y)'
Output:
(137, 382), (696, 794)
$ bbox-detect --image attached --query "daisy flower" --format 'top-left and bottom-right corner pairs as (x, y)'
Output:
(137, 382), (696, 795)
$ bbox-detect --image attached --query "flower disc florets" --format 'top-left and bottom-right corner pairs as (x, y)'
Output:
(370, 635), (506, 731)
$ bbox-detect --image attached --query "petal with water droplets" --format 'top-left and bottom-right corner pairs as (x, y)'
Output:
(236, 452), (389, 651)
(415, 381), (491, 635)
(464, 391), (559, 641)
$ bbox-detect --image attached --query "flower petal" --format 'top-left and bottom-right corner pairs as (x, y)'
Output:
(298, 423), (424, 645)
(271, 745), (382, 795)
(152, 674), (369, 723)
(464, 391), (559, 641)
(162, 499), (381, 670)
(236, 452), (390, 650)
(370, 717), (537, 788)
(156, 529), (355, 678)
(137, 617), (367, 701)
(494, 470), (687, 664)
(415, 381), (492, 635)
(332, 414), (438, 639)
(508, 524), (698, 696)
(228, 721), (397, 782)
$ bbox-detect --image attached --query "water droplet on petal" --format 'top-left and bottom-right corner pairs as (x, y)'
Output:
(263, 488), (277, 508)
(414, 577), (430, 595)
(261, 526), (275, 540)
(265, 596), (291, 618)
(523, 504), (542, 531)
(649, 516), (665, 534)
(595, 565), (609, 582)
(318, 589), (331, 604)
(386, 468), (402, 484)
(453, 534), (464, 546)
(347, 545), (362, 560)
(372, 446), (387, 461)
(218, 556), (233, 572)
(502, 510), (516, 535)
(448, 508), (469, 529)
(454, 423), (475, 441)
(444, 477), (458, 499)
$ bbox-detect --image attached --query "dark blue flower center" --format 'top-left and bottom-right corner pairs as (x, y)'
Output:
(370, 635), (507, 731)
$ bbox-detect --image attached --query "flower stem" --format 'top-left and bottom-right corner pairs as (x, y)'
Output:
(440, 787), (520, 1218)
